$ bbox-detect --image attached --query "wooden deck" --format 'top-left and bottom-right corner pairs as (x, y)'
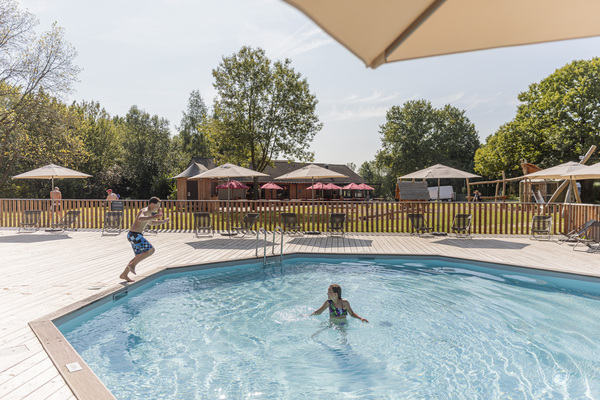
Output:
(1, 228), (599, 399)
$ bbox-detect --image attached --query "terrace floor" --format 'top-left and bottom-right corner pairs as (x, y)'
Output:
(1, 228), (599, 399)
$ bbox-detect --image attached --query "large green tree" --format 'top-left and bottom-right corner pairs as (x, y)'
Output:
(0, 0), (80, 187)
(70, 101), (122, 197)
(475, 58), (600, 178)
(207, 46), (322, 197)
(376, 99), (480, 193)
(0, 91), (88, 198)
(117, 106), (174, 199)
(175, 90), (210, 162)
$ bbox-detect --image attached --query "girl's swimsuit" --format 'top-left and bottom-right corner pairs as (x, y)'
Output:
(328, 299), (347, 317)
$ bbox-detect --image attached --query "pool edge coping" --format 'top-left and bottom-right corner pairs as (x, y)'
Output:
(28, 251), (600, 400)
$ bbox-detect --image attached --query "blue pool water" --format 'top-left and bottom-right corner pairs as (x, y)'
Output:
(58, 257), (600, 399)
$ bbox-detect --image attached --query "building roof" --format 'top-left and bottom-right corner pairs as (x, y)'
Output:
(264, 160), (365, 184)
(174, 159), (366, 184)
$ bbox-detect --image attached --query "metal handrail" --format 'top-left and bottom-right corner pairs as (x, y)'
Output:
(273, 226), (283, 263)
(256, 227), (284, 265)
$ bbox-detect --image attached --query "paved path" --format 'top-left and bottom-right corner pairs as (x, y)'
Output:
(1, 229), (599, 399)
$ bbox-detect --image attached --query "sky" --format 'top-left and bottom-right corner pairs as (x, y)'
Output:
(17, 0), (600, 169)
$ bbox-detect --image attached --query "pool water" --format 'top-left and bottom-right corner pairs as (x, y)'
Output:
(59, 257), (600, 399)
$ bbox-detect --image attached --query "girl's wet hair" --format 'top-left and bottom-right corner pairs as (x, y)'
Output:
(329, 284), (342, 299)
(149, 197), (160, 204)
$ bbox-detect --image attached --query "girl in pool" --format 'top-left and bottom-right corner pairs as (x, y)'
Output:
(311, 284), (369, 323)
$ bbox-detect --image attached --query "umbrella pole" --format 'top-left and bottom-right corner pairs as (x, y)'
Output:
(437, 178), (441, 232)
(305, 176), (320, 234)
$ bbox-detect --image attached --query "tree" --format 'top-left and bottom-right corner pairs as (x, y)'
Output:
(208, 46), (322, 197)
(117, 106), (174, 199)
(0, 91), (88, 198)
(376, 99), (480, 194)
(475, 58), (600, 178)
(70, 101), (122, 197)
(0, 0), (80, 187)
(358, 161), (393, 199)
(176, 90), (210, 161)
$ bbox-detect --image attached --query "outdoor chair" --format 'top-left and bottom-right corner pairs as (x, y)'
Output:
(49, 210), (81, 233)
(530, 215), (553, 240)
(451, 213), (472, 238)
(557, 219), (597, 244)
(281, 212), (303, 234)
(407, 213), (433, 236)
(233, 213), (260, 237)
(18, 210), (42, 233)
(573, 221), (600, 253)
(327, 213), (346, 236)
(102, 211), (123, 236)
(193, 212), (213, 238)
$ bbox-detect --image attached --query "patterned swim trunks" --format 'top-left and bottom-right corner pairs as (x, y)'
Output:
(127, 231), (153, 255)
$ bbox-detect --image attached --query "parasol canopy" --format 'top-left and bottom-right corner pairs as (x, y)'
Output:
(216, 180), (250, 189)
(261, 182), (284, 190)
(283, 0), (600, 68)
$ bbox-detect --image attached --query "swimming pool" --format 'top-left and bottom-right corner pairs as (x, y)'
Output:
(58, 256), (600, 399)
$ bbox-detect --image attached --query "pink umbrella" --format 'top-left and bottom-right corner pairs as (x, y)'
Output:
(324, 183), (342, 190)
(343, 183), (362, 190)
(216, 180), (250, 189)
(358, 183), (375, 190)
(306, 182), (326, 190)
(261, 182), (283, 190)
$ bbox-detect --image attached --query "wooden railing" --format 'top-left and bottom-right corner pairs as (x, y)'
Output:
(1, 198), (599, 235)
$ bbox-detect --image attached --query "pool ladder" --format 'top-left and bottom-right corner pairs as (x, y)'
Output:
(256, 227), (283, 266)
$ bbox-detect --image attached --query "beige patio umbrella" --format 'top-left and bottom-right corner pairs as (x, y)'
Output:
(400, 164), (480, 232)
(283, 0), (600, 68)
(275, 164), (348, 234)
(12, 163), (92, 225)
(189, 163), (269, 236)
(524, 161), (590, 203)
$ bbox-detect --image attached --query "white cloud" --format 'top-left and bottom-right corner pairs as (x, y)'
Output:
(323, 105), (388, 122)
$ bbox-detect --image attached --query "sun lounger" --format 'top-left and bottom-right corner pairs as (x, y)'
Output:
(530, 215), (552, 240)
(327, 213), (346, 236)
(557, 219), (597, 244)
(407, 213), (433, 236)
(193, 212), (213, 238)
(281, 212), (302, 234)
(233, 213), (260, 237)
(18, 210), (42, 233)
(451, 213), (472, 238)
(49, 210), (80, 233)
(573, 220), (600, 252)
(102, 211), (123, 236)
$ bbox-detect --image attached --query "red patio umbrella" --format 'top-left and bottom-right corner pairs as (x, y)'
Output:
(324, 183), (342, 190)
(261, 182), (283, 190)
(261, 181), (284, 200)
(216, 180), (250, 189)
(343, 183), (362, 190)
(358, 183), (375, 190)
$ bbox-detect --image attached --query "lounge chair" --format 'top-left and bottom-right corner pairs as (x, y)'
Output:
(18, 210), (42, 233)
(49, 210), (80, 233)
(102, 211), (123, 236)
(573, 220), (600, 252)
(193, 212), (213, 238)
(530, 215), (552, 240)
(407, 213), (433, 236)
(281, 212), (302, 234)
(451, 214), (472, 238)
(233, 213), (259, 237)
(328, 213), (346, 236)
(557, 219), (597, 244)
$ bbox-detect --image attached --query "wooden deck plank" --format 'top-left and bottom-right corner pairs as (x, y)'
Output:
(1, 228), (600, 399)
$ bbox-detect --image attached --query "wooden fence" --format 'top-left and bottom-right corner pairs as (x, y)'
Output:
(1, 198), (600, 235)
